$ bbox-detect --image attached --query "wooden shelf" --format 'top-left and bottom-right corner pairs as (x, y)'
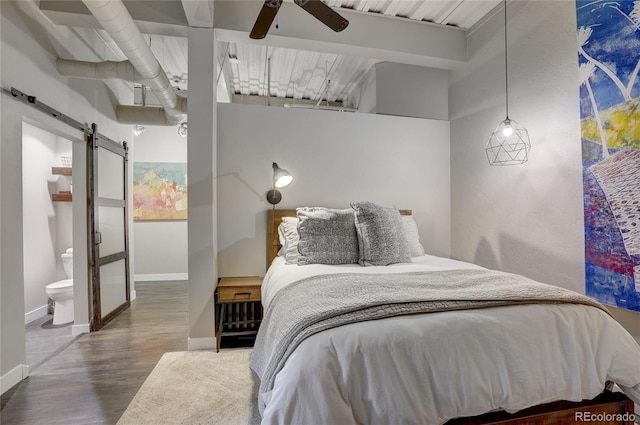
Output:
(52, 167), (72, 176)
(52, 193), (72, 202)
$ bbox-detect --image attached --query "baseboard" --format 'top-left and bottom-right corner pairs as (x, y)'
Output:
(130, 289), (137, 301)
(1, 364), (29, 395)
(72, 323), (90, 336)
(134, 273), (188, 282)
(187, 336), (216, 351)
(25, 304), (48, 324)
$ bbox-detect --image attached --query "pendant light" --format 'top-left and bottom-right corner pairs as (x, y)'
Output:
(486, 0), (531, 166)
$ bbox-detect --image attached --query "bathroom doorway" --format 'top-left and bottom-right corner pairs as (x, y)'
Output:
(21, 121), (84, 370)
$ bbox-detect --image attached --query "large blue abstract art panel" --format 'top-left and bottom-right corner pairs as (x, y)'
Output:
(577, 0), (640, 312)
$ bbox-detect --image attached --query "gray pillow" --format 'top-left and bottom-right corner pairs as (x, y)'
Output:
(296, 207), (359, 265)
(351, 201), (411, 266)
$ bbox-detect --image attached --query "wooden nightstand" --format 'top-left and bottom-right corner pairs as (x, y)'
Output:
(215, 276), (263, 352)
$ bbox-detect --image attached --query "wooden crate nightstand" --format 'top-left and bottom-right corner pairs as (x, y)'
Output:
(215, 276), (263, 352)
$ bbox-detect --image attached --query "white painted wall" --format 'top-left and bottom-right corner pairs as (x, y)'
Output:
(355, 66), (377, 114)
(355, 62), (449, 120)
(217, 103), (451, 277)
(132, 125), (188, 281)
(1, 0), (133, 392)
(450, 0), (583, 290)
(22, 124), (58, 319)
(54, 135), (73, 279)
(22, 123), (73, 321)
(186, 27), (218, 350)
(449, 1), (639, 334)
(375, 62), (449, 120)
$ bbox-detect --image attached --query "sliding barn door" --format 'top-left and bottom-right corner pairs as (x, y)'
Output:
(88, 124), (130, 331)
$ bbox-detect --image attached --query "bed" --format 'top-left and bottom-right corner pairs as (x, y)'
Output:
(251, 206), (640, 425)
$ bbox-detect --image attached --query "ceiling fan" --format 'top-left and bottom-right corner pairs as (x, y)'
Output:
(250, 0), (349, 40)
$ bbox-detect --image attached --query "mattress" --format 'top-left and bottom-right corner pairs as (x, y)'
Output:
(253, 255), (640, 425)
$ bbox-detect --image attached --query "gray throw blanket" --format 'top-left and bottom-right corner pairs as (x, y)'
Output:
(250, 269), (609, 401)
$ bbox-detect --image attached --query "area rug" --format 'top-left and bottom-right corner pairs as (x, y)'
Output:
(117, 349), (261, 425)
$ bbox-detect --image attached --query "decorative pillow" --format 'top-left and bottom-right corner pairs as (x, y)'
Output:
(296, 207), (359, 265)
(350, 201), (411, 266)
(402, 215), (425, 257)
(278, 217), (300, 264)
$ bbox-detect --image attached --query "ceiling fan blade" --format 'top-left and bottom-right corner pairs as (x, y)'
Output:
(250, 0), (282, 40)
(294, 0), (349, 32)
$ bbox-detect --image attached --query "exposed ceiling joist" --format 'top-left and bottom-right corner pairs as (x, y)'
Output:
(39, 0), (190, 36)
(38, 0), (503, 114)
(214, 0), (468, 70)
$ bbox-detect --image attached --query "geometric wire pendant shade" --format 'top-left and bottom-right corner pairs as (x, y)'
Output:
(486, 118), (531, 165)
(486, 0), (531, 165)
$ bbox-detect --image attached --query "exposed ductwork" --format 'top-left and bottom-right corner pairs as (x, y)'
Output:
(57, 0), (187, 126)
(56, 58), (188, 125)
(57, 58), (140, 82)
(116, 102), (187, 125)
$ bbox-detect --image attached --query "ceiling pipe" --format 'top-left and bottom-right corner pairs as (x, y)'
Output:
(56, 59), (188, 116)
(116, 95), (188, 125)
(81, 0), (186, 126)
(57, 58), (140, 82)
(116, 105), (175, 125)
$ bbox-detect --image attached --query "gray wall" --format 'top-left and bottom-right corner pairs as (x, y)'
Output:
(449, 1), (639, 334)
(217, 103), (451, 277)
(357, 62), (449, 119)
(131, 85), (452, 280)
(375, 62), (449, 120)
(132, 125), (188, 281)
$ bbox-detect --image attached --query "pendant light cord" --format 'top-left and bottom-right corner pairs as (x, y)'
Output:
(504, 0), (509, 119)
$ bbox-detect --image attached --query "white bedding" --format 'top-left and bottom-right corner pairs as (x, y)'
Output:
(258, 255), (640, 425)
(262, 254), (485, 309)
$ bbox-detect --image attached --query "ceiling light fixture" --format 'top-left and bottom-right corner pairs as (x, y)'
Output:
(178, 122), (188, 138)
(486, 0), (531, 166)
(133, 124), (145, 136)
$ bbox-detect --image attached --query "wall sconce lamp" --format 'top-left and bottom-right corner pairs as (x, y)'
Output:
(266, 162), (293, 205)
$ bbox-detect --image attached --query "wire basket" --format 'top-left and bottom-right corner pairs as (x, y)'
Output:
(60, 156), (72, 167)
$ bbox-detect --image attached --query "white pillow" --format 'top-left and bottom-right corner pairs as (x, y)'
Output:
(401, 215), (425, 257)
(278, 217), (300, 264)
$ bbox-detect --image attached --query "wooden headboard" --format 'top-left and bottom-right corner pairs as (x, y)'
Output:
(267, 208), (412, 268)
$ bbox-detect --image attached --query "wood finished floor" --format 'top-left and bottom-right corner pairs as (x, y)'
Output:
(1, 281), (188, 425)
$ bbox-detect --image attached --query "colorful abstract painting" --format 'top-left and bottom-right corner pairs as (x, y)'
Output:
(133, 162), (188, 220)
(577, 0), (640, 312)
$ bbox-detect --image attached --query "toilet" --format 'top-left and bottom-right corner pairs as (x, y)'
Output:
(46, 248), (74, 325)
